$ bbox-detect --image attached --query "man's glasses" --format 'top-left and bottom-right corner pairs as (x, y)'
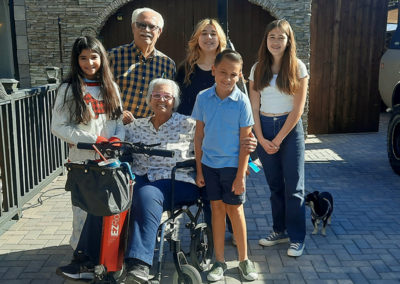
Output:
(135, 22), (159, 32)
(151, 93), (174, 101)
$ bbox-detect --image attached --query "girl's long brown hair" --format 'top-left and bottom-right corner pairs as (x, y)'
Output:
(59, 36), (122, 124)
(253, 19), (299, 95)
(183, 18), (227, 85)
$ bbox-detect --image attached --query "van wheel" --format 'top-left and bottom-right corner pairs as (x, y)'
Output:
(388, 105), (400, 175)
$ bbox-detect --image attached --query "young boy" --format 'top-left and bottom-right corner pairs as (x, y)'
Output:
(192, 49), (258, 282)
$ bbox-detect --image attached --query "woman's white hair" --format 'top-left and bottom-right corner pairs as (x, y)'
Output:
(146, 78), (181, 111)
(131, 7), (164, 29)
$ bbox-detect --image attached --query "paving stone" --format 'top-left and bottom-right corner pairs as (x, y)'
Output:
(318, 272), (349, 280)
(1, 266), (25, 279)
(300, 265), (319, 280)
(369, 281), (400, 284)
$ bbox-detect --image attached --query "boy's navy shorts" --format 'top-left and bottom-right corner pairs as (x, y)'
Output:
(202, 164), (246, 205)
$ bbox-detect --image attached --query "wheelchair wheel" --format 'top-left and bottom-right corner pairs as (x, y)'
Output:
(172, 264), (202, 284)
(190, 223), (213, 271)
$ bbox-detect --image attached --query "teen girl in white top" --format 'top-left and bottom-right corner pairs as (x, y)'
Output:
(248, 19), (309, 257)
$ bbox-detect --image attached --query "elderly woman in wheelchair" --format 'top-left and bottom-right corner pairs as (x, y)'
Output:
(123, 78), (206, 283)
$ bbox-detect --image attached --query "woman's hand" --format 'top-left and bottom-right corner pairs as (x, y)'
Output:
(122, 110), (135, 125)
(240, 132), (258, 153)
(232, 176), (246, 195)
(260, 137), (280, 155)
(196, 172), (205, 188)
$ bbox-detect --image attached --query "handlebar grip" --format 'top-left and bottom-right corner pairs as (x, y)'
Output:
(145, 149), (175, 157)
(175, 159), (196, 169)
(77, 142), (96, 150)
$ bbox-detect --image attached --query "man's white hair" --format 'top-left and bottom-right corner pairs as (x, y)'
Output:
(131, 7), (164, 29)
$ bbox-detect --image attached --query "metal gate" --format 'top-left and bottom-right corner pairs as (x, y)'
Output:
(0, 84), (67, 227)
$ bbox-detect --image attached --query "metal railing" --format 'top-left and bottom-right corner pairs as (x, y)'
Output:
(0, 84), (67, 227)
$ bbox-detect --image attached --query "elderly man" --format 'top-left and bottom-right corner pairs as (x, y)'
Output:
(109, 7), (176, 123)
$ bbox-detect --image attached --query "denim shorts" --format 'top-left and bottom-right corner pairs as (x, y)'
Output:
(202, 164), (246, 205)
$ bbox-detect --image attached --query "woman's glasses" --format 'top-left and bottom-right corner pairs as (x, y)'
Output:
(151, 92), (174, 101)
(135, 22), (159, 32)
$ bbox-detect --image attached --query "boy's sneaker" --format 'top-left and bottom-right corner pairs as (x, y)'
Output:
(207, 261), (227, 282)
(125, 258), (150, 283)
(56, 259), (95, 280)
(287, 242), (305, 257)
(259, 231), (289, 247)
(238, 259), (258, 281)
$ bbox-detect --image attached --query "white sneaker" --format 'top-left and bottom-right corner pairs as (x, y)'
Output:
(259, 231), (289, 247)
(238, 259), (258, 281)
(207, 261), (227, 282)
(287, 242), (305, 257)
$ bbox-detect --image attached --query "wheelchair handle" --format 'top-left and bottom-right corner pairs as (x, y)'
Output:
(175, 159), (196, 169)
(143, 148), (175, 158)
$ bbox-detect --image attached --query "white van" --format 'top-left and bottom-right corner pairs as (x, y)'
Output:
(379, 24), (400, 175)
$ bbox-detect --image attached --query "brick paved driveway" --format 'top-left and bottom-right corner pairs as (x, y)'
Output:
(0, 113), (399, 283)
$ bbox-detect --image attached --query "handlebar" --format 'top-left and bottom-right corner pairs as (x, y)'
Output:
(76, 141), (175, 158)
(175, 159), (196, 169)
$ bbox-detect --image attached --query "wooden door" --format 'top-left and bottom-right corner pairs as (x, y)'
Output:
(309, 0), (388, 133)
(99, 0), (274, 78)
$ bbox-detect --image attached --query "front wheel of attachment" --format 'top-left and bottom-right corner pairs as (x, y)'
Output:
(172, 264), (202, 284)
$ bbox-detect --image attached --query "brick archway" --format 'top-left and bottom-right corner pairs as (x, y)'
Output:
(248, 0), (284, 19)
(94, 0), (133, 33)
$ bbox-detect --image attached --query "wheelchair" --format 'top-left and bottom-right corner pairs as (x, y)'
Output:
(65, 141), (213, 284)
(151, 159), (213, 284)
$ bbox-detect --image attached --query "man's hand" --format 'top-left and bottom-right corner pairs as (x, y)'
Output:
(240, 132), (258, 153)
(122, 110), (135, 125)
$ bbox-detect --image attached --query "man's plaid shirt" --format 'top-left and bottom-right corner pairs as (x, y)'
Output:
(109, 42), (176, 118)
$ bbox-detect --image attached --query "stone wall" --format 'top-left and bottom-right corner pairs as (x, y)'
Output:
(13, 0), (30, 88)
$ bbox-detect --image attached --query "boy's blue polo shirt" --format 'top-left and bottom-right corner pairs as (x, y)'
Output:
(192, 84), (254, 169)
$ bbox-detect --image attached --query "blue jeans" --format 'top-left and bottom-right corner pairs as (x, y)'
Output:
(257, 114), (306, 243)
(125, 175), (200, 266)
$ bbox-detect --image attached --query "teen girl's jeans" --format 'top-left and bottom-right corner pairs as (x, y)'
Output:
(256, 114), (306, 243)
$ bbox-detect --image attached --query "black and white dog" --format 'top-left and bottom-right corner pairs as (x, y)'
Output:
(305, 191), (333, 236)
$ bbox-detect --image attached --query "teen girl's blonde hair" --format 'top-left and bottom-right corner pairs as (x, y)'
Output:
(183, 18), (227, 85)
(253, 19), (299, 95)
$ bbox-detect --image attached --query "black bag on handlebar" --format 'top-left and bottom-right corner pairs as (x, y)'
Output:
(65, 161), (132, 216)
